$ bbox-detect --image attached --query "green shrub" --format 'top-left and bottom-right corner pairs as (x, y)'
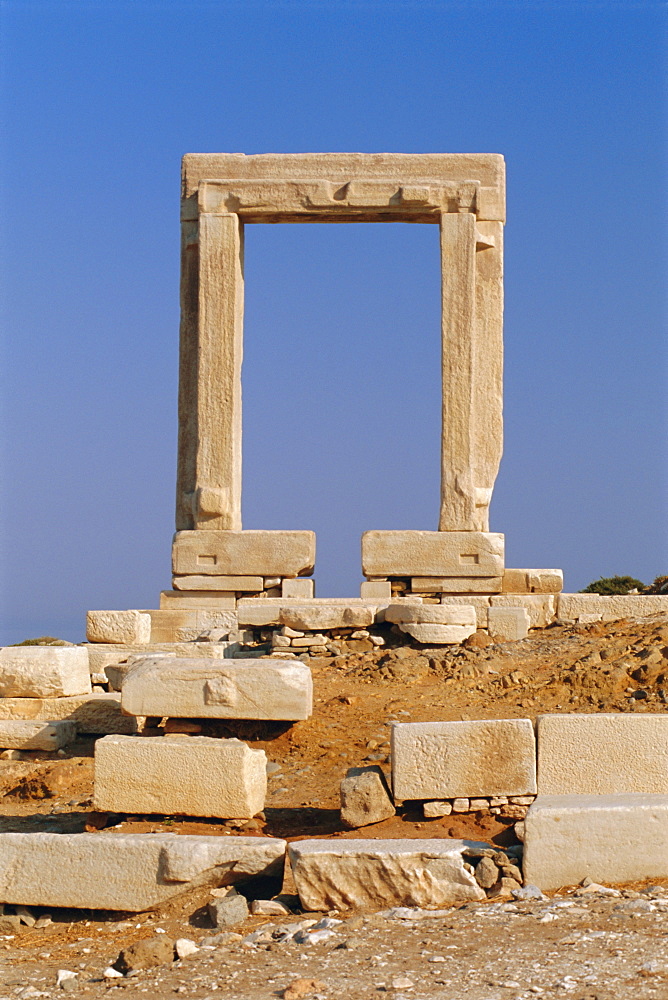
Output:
(8, 636), (70, 646)
(580, 576), (645, 596)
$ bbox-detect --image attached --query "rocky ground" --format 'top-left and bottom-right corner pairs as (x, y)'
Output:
(0, 614), (667, 999)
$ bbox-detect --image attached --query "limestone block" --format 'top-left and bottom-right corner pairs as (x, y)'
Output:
(0, 831), (286, 911)
(288, 838), (487, 911)
(144, 609), (238, 643)
(86, 611), (152, 645)
(172, 530), (315, 578)
(424, 801), (452, 817)
(281, 578), (314, 599)
(160, 591), (237, 609)
(522, 794), (668, 890)
(172, 575), (264, 592)
(411, 577), (503, 594)
(487, 606), (530, 641)
(385, 604), (476, 626)
(557, 593), (668, 623)
(360, 581), (392, 599)
(437, 595), (491, 627)
(398, 623), (476, 644)
(121, 657), (312, 720)
(0, 647), (91, 698)
(489, 594), (555, 628)
(391, 719), (537, 802)
(0, 720), (77, 750)
(537, 714), (668, 795)
(502, 569), (563, 595)
(0, 692), (140, 734)
(340, 766), (395, 828)
(86, 642), (233, 682)
(94, 735), (266, 818)
(362, 531), (504, 578)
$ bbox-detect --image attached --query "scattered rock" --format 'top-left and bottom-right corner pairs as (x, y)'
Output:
(474, 856), (499, 889)
(340, 765), (395, 828)
(250, 898), (291, 916)
(174, 938), (199, 958)
(208, 888), (249, 928)
(115, 936), (175, 973)
(281, 979), (326, 1000)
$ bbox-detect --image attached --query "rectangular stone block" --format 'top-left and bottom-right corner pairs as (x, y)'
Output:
(487, 606), (530, 641)
(0, 647), (91, 698)
(0, 693), (139, 734)
(237, 599), (376, 630)
(0, 831), (287, 911)
(160, 591), (237, 609)
(502, 569), (563, 595)
(289, 838), (487, 911)
(172, 530), (315, 578)
(362, 531), (504, 578)
(523, 794), (668, 890)
(537, 714), (668, 795)
(438, 595), (491, 627)
(0, 719), (77, 750)
(172, 575), (264, 592)
(386, 604), (476, 626)
(87, 610), (152, 645)
(489, 594), (556, 628)
(411, 576), (503, 594)
(391, 719), (536, 802)
(360, 581), (392, 599)
(121, 656), (312, 721)
(143, 609), (238, 643)
(281, 578), (314, 599)
(94, 735), (266, 818)
(557, 593), (668, 623)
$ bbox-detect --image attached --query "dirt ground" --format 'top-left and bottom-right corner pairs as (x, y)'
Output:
(1, 614), (667, 999)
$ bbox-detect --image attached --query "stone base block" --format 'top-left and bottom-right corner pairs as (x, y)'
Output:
(94, 735), (267, 818)
(523, 794), (668, 890)
(487, 606), (530, 641)
(537, 713), (668, 795)
(391, 719), (537, 802)
(386, 603), (476, 626)
(502, 569), (563, 595)
(490, 594), (556, 628)
(172, 575), (265, 592)
(362, 531), (504, 578)
(398, 623), (476, 644)
(121, 656), (312, 720)
(172, 530), (315, 578)
(0, 719), (77, 750)
(160, 591), (237, 610)
(557, 593), (668, 623)
(143, 609), (238, 643)
(86, 611), (151, 645)
(0, 831), (287, 911)
(0, 693), (140, 734)
(289, 838), (487, 911)
(0, 647), (91, 698)
(411, 576), (503, 594)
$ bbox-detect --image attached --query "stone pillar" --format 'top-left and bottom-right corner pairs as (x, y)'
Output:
(176, 210), (244, 531)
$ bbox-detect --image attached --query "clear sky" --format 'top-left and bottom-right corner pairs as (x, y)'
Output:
(1, 0), (666, 643)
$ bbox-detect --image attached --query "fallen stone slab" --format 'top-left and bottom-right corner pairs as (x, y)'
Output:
(385, 604), (476, 626)
(340, 766), (395, 828)
(557, 593), (668, 623)
(397, 623), (476, 644)
(391, 719), (536, 802)
(537, 713), (668, 795)
(0, 646), (91, 698)
(94, 735), (266, 818)
(86, 611), (152, 645)
(121, 656), (312, 720)
(0, 832), (286, 911)
(87, 641), (234, 684)
(288, 839), (488, 911)
(0, 692), (140, 734)
(523, 794), (668, 890)
(172, 530), (316, 578)
(0, 719), (77, 750)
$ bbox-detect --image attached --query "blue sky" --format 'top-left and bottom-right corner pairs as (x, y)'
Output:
(1, 0), (666, 643)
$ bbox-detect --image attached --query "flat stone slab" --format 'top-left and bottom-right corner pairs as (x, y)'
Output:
(391, 719), (537, 802)
(0, 693), (140, 735)
(557, 593), (668, 623)
(172, 530), (315, 578)
(288, 838), (488, 911)
(121, 657), (312, 720)
(537, 714), (668, 795)
(0, 647), (91, 698)
(0, 832), (286, 911)
(362, 531), (504, 578)
(94, 735), (267, 818)
(0, 719), (77, 750)
(523, 794), (668, 889)
(237, 600), (376, 629)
